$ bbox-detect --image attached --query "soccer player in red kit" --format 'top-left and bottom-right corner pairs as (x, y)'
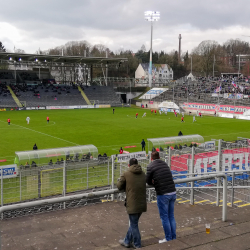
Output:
(136, 113), (138, 118)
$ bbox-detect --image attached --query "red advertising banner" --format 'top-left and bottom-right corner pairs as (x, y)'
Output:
(182, 102), (250, 114)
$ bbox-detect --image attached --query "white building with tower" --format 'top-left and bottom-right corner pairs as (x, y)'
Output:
(135, 63), (173, 85)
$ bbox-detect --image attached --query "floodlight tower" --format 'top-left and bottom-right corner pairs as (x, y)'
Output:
(144, 11), (160, 88)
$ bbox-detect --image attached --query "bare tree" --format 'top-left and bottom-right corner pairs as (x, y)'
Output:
(192, 40), (219, 76)
(223, 39), (250, 66)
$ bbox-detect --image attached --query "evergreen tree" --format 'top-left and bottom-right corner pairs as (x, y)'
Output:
(0, 41), (6, 52)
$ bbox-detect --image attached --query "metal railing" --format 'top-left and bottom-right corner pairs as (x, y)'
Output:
(0, 173), (227, 221)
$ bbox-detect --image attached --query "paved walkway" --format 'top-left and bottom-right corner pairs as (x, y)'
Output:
(2, 201), (250, 250)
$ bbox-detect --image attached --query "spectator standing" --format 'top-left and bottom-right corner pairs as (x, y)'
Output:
(178, 131), (183, 136)
(117, 158), (147, 248)
(119, 147), (123, 154)
(141, 139), (146, 151)
(146, 151), (176, 243)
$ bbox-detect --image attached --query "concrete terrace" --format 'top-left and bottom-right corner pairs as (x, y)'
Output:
(2, 201), (250, 250)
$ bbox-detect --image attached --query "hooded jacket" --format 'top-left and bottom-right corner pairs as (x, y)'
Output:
(117, 164), (147, 214)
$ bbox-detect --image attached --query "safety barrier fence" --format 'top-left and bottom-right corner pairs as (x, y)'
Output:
(1, 141), (250, 218)
(0, 174), (228, 221)
(167, 143), (250, 208)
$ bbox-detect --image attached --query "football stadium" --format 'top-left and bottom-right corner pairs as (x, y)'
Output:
(1, 49), (250, 248)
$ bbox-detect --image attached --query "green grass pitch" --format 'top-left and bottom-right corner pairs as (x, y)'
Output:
(1, 107), (250, 165)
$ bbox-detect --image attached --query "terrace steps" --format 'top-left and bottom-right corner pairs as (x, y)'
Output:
(7, 85), (22, 107)
(78, 85), (91, 105)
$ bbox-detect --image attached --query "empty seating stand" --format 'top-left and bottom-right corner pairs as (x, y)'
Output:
(83, 86), (121, 105)
(0, 70), (15, 85)
(18, 85), (88, 107)
(17, 71), (40, 84)
(0, 83), (16, 107)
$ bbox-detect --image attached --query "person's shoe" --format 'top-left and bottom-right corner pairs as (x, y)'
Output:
(159, 238), (167, 244)
(119, 239), (130, 248)
(131, 242), (141, 248)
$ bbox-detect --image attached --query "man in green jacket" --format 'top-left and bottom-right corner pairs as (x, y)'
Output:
(117, 158), (147, 249)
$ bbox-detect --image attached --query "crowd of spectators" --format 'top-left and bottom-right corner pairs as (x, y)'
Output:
(152, 75), (250, 104)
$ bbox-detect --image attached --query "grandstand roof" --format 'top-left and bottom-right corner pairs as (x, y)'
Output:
(0, 52), (127, 65)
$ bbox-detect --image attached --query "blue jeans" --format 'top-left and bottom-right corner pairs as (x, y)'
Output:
(157, 194), (176, 241)
(124, 213), (142, 248)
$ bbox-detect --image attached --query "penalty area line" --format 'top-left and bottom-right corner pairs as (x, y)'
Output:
(0, 120), (79, 146)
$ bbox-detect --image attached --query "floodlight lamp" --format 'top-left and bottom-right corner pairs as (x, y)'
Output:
(19, 58), (22, 61)
(35, 58), (38, 62)
(9, 57), (12, 60)
(144, 11), (160, 22)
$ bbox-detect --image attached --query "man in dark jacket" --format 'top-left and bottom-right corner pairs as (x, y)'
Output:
(141, 139), (146, 151)
(146, 151), (176, 244)
(117, 158), (147, 248)
(33, 143), (38, 150)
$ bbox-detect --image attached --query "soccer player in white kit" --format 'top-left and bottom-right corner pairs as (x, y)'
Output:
(142, 112), (147, 117)
(26, 116), (30, 124)
(193, 115), (196, 122)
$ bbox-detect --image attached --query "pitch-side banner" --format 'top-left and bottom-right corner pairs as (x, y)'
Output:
(0, 164), (18, 179)
(116, 152), (147, 162)
(171, 148), (250, 174)
(182, 102), (250, 114)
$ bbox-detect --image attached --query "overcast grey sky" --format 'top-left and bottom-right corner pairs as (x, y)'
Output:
(0, 0), (250, 55)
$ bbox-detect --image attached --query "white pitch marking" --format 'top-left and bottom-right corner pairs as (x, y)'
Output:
(0, 120), (79, 146)
(0, 121), (56, 130)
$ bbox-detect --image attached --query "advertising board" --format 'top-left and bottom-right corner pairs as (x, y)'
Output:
(182, 102), (250, 114)
(0, 164), (18, 179)
(116, 151), (147, 162)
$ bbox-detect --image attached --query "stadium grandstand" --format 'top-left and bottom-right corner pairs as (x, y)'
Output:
(150, 75), (250, 106)
(0, 52), (128, 107)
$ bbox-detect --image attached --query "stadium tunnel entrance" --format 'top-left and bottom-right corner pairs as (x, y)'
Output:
(120, 93), (127, 103)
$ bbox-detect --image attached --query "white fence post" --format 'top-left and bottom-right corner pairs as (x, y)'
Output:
(111, 155), (115, 201)
(216, 139), (222, 206)
(190, 147), (195, 205)
(19, 171), (22, 202)
(1, 169), (3, 220)
(168, 147), (172, 169)
(87, 162), (89, 189)
(63, 161), (66, 209)
(231, 172), (235, 207)
(108, 159), (110, 185)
